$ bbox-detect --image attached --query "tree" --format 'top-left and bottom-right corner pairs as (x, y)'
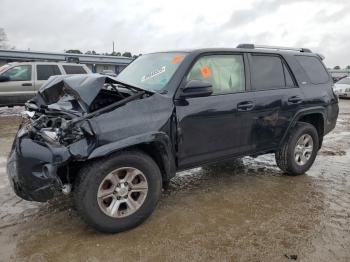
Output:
(122, 52), (132, 58)
(346, 65), (350, 70)
(0, 28), (8, 49)
(65, 49), (83, 54)
(85, 50), (98, 55)
(110, 51), (121, 56)
(132, 53), (142, 59)
(334, 65), (341, 70)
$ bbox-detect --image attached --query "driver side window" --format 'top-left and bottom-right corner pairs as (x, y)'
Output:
(2, 65), (32, 81)
(187, 54), (245, 95)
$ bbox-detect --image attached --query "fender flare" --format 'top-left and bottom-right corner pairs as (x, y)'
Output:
(88, 132), (176, 181)
(279, 106), (326, 147)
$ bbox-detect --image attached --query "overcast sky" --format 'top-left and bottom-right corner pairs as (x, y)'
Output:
(0, 0), (349, 67)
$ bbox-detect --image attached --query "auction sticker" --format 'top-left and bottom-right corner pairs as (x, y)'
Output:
(141, 66), (166, 82)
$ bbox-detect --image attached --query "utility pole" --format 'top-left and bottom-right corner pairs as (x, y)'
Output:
(112, 41), (115, 53)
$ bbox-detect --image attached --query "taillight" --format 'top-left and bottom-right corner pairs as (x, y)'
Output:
(331, 84), (339, 102)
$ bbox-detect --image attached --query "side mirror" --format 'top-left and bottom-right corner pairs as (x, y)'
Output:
(0, 75), (10, 82)
(180, 80), (213, 98)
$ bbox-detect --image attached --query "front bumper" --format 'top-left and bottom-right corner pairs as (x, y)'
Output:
(7, 127), (71, 202)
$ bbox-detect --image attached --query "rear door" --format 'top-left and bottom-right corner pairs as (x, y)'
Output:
(246, 53), (303, 151)
(35, 64), (62, 90)
(0, 64), (35, 105)
(176, 53), (254, 168)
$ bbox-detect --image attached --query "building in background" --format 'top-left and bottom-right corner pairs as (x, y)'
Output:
(0, 49), (132, 74)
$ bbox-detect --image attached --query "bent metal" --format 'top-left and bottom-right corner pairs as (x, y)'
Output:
(7, 46), (339, 233)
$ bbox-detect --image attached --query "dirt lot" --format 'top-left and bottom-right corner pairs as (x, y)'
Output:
(0, 100), (349, 262)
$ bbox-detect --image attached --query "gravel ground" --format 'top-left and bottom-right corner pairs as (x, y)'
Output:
(0, 100), (349, 262)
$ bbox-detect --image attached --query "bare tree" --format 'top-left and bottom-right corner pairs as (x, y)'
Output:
(0, 28), (8, 49)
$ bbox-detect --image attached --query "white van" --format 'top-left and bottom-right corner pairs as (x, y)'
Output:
(0, 62), (91, 106)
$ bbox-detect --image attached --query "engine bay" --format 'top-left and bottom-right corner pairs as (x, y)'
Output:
(22, 75), (149, 146)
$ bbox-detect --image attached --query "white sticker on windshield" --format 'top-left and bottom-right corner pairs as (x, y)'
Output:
(141, 66), (166, 82)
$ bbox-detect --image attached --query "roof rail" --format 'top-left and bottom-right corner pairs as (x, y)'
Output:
(236, 44), (312, 53)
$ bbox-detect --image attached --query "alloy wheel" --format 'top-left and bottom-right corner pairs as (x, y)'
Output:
(294, 134), (314, 166)
(97, 167), (148, 218)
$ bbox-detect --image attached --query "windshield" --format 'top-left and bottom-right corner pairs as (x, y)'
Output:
(0, 64), (10, 73)
(336, 77), (350, 85)
(116, 52), (187, 92)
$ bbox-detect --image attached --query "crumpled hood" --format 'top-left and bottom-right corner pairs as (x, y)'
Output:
(37, 74), (116, 110)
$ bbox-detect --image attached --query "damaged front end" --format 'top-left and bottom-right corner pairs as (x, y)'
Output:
(7, 74), (149, 202)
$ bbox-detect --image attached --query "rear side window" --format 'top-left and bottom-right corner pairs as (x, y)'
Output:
(37, 65), (61, 80)
(283, 64), (295, 87)
(295, 56), (329, 84)
(63, 65), (87, 74)
(251, 55), (290, 90)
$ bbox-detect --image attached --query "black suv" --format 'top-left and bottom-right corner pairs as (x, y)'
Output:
(7, 44), (339, 233)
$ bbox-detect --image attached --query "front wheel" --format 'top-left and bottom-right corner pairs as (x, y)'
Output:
(74, 151), (162, 233)
(275, 122), (319, 175)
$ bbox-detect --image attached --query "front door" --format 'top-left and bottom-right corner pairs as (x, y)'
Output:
(0, 64), (34, 105)
(175, 53), (253, 168)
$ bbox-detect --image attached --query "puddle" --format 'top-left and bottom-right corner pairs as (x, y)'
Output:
(0, 101), (349, 261)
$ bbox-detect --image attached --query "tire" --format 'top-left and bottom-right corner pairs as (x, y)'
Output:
(74, 150), (162, 233)
(275, 122), (319, 176)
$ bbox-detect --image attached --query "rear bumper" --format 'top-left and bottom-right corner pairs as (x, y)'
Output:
(325, 101), (339, 135)
(7, 127), (71, 202)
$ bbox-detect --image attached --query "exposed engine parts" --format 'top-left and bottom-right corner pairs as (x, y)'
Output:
(22, 75), (148, 147)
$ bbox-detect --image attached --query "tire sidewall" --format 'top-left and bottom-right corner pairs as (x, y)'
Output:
(75, 152), (162, 233)
(287, 123), (319, 174)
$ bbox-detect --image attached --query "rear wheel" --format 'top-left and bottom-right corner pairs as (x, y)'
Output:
(74, 151), (162, 233)
(275, 122), (319, 175)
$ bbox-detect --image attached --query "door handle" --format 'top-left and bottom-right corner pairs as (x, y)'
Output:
(237, 101), (254, 111)
(22, 83), (32, 86)
(288, 96), (302, 104)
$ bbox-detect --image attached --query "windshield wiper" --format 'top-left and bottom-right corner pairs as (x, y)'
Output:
(114, 79), (154, 93)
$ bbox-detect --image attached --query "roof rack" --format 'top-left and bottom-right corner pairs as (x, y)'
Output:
(236, 44), (312, 53)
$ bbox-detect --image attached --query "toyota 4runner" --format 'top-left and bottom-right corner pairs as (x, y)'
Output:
(7, 44), (339, 233)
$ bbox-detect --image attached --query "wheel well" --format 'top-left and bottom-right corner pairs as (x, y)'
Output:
(298, 113), (324, 148)
(134, 143), (168, 182)
(68, 142), (169, 187)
